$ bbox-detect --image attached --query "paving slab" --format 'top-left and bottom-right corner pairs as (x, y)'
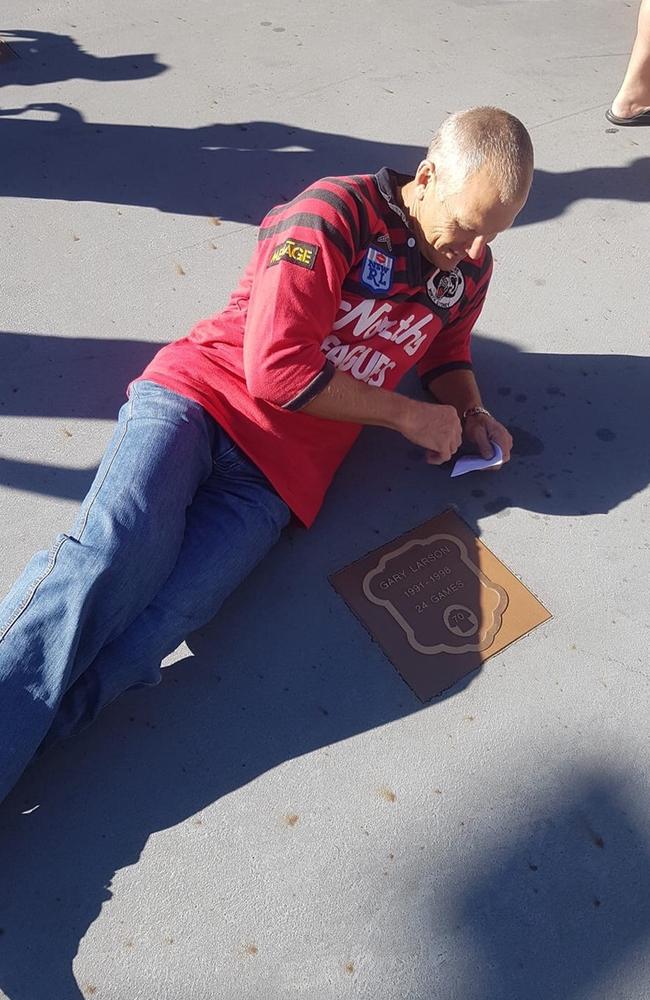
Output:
(1, 2), (649, 998)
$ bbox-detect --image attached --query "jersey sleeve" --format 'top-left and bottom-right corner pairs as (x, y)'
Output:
(243, 179), (366, 409)
(417, 249), (493, 390)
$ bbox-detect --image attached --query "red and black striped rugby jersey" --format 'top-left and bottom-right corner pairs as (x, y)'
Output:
(139, 169), (493, 527)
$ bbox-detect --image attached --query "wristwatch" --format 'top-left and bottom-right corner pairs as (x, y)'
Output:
(462, 405), (492, 423)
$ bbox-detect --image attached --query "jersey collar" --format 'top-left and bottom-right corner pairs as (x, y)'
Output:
(374, 166), (433, 287)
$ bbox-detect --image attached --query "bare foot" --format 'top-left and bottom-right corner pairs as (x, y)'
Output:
(610, 94), (650, 118)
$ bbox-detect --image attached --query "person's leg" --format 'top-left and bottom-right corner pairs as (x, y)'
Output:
(0, 381), (216, 801)
(611, 0), (650, 118)
(41, 440), (290, 750)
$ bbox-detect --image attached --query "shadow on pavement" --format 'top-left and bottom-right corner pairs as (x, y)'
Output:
(0, 331), (164, 420)
(0, 331), (164, 499)
(1, 104), (648, 227)
(0, 106), (423, 222)
(0, 329), (648, 997)
(2, 327), (646, 519)
(439, 769), (650, 999)
(0, 29), (166, 86)
(515, 161), (650, 227)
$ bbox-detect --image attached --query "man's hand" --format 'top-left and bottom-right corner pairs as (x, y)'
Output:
(463, 412), (513, 464)
(399, 401), (463, 465)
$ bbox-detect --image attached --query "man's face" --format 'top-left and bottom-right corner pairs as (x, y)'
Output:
(411, 162), (530, 272)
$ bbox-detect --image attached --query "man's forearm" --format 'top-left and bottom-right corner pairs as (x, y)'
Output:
(302, 369), (463, 462)
(302, 369), (414, 433)
(426, 369), (483, 417)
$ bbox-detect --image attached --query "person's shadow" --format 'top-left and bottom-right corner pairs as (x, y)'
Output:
(1, 326), (645, 516)
(0, 104), (424, 222)
(0, 330), (164, 499)
(0, 330), (649, 999)
(426, 768), (650, 999)
(515, 160), (650, 227)
(1, 103), (649, 226)
(0, 30), (166, 85)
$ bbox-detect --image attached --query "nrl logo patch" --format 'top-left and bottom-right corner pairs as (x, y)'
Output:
(427, 267), (465, 308)
(360, 246), (394, 293)
(268, 238), (319, 270)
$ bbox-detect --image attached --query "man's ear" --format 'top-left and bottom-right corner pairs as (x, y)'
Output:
(415, 159), (435, 199)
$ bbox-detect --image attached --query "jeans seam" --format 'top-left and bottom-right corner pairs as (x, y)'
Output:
(74, 394), (134, 542)
(0, 534), (68, 642)
(0, 402), (133, 642)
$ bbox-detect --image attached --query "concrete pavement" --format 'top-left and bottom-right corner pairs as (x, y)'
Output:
(1, 2), (649, 997)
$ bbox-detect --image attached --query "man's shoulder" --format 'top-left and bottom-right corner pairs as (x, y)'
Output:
(267, 173), (380, 218)
(257, 174), (385, 260)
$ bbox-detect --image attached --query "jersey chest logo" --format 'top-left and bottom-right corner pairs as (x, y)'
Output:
(360, 246), (394, 293)
(427, 267), (465, 308)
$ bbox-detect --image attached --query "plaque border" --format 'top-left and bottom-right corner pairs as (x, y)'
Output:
(361, 532), (509, 655)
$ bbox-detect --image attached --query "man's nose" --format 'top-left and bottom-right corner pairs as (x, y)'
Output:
(466, 236), (487, 260)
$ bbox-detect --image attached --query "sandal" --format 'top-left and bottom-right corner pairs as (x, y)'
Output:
(605, 107), (650, 126)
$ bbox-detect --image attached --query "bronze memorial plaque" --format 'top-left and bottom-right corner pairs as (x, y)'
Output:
(330, 509), (551, 701)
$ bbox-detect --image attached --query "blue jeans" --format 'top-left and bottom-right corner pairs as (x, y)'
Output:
(0, 381), (290, 802)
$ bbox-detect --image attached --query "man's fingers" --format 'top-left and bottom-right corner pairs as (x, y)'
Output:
(490, 424), (513, 462)
(473, 424), (494, 460)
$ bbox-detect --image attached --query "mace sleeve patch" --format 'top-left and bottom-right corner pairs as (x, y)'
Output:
(267, 238), (319, 270)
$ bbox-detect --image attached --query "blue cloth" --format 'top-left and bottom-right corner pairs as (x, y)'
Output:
(0, 381), (290, 801)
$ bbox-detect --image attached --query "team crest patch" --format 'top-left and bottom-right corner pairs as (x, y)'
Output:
(268, 238), (319, 270)
(361, 246), (394, 293)
(427, 267), (465, 308)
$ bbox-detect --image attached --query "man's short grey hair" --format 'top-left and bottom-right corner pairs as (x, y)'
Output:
(427, 107), (534, 203)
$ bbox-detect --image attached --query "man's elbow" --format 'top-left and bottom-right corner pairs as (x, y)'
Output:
(245, 360), (336, 411)
(244, 367), (287, 407)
